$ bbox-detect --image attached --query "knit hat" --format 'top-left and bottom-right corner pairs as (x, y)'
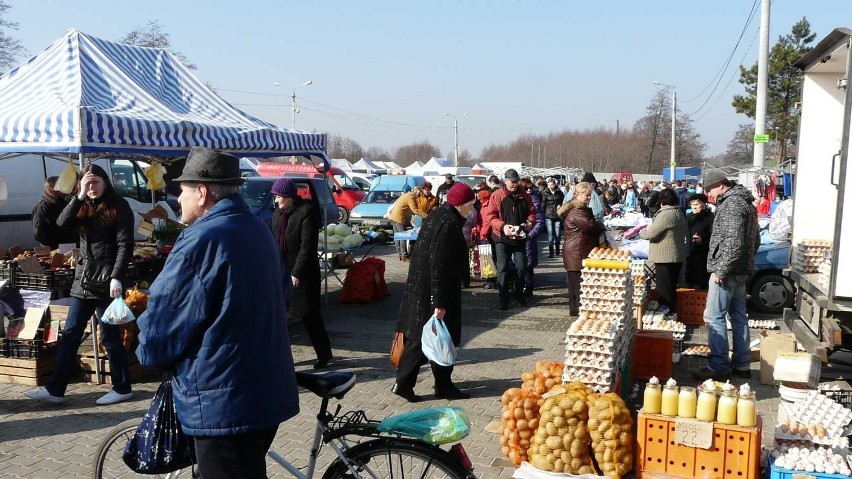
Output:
(478, 189), (491, 202)
(447, 182), (475, 206)
(703, 170), (729, 190)
(504, 169), (520, 181)
(688, 193), (708, 204)
(271, 178), (298, 198)
(581, 172), (597, 184)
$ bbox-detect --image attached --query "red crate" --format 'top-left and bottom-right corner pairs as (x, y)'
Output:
(676, 288), (707, 325)
(632, 330), (673, 380)
(636, 412), (762, 479)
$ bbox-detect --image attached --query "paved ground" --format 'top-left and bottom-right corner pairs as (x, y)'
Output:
(0, 242), (802, 477)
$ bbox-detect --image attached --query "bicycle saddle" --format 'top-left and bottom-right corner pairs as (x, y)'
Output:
(296, 370), (356, 399)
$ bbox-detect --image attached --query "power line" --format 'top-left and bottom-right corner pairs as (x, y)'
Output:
(692, 26), (760, 122)
(685, 0), (760, 115)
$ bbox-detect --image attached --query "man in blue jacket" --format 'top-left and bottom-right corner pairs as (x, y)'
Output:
(136, 147), (299, 478)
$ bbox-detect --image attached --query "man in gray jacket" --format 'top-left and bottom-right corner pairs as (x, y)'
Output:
(693, 170), (759, 381)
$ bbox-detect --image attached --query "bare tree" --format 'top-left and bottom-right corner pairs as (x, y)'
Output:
(326, 134), (364, 161)
(363, 146), (392, 163)
(119, 20), (197, 70)
(394, 141), (442, 165)
(725, 123), (756, 167)
(0, 1), (24, 71)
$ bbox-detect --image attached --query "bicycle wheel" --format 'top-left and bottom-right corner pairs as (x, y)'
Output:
(92, 419), (194, 479)
(321, 437), (474, 479)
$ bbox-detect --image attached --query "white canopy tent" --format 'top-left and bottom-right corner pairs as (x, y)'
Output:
(351, 158), (386, 174)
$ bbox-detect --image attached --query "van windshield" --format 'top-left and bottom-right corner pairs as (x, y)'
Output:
(364, 190), (404, 204)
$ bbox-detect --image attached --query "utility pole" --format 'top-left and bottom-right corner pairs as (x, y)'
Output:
(754, 0), (770, 167)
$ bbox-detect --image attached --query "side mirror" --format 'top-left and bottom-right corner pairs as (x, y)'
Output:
(332, 185), (341, 194)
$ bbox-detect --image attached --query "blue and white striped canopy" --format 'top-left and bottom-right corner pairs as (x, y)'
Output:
(0, 29), (327, 157)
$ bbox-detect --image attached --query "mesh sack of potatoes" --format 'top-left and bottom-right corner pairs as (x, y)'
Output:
(535, 359), (564, 381)
(528, 387), (595, 474)
(587, 392), (634, 479)
(500, 388), (545, 466)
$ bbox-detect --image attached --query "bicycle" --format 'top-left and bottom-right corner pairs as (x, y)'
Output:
(93, 370), (478, 478)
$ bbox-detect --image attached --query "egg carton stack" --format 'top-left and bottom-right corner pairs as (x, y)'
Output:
(747, 319), (778, 329)
(818, 249), (832, 290)
(793, 240), (833, 274)
(630, 259), (649, 305)
(561, 248), (635, 393)
(641, 308), (687, 339)
(785, 391), (852, 443)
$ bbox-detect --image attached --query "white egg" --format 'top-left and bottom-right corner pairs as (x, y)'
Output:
(772, 450), (781, 459)
(804, 464), (815, 473)
(814, 463), (824, 473)
(775, 458), (786, 469)
(824, 465), (836, 475)
(795, 460), (805, 471)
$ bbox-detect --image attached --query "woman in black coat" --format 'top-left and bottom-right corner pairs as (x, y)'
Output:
(394, 183), (476, 402)
(26, 164), (135, 405)
(270, 178), (333, 368)
(685, 193), (714, 289)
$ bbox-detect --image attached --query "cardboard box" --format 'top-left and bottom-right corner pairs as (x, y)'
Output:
(760, 331), (797, 385)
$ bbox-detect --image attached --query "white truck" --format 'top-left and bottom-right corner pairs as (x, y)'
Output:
(784, 28), (852, 361)
(0, 154), (178, 248)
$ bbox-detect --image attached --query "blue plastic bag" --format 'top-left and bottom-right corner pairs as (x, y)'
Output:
(421, 315), (456, 366)
(123, 379), (193, 473)
(102, 296), (136, 325)
(378, 407), (470, 445)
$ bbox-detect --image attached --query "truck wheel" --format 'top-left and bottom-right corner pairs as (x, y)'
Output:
(750, 273), (794, 314)
(337, 207), (349, 224)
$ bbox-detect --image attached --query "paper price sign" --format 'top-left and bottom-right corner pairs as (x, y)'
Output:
(754, 134), (770, 143)
(674, 418), (714, 449)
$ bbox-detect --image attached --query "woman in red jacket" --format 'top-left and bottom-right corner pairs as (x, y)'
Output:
(559, 182), (603, 316)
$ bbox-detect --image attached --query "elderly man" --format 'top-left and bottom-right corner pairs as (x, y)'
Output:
(483, 169), (537, 310)
(136, 147), (299, 478)
(693, 170), (759, 382)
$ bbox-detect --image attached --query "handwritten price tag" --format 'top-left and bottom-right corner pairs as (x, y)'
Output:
(675, 418), (714, 449)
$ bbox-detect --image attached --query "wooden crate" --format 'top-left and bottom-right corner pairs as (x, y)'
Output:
(78, 352), (156, 385)
(0, 351), (57, 386)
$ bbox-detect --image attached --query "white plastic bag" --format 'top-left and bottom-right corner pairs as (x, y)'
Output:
(421, 315), (456, 366)
(102, 296), (136, 325)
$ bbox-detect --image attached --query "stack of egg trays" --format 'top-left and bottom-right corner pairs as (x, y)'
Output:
(563, 268), (634, 390)
(794, 241), (832, 273)
(790, 391), (852, 440)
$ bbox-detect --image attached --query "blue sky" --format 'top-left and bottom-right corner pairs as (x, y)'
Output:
(5, 1), (851, 161)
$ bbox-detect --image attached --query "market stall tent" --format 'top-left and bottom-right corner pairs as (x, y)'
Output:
(405, 160), (425, 174)
(351, 158), (386, 174)
(0, 29), (327, 159)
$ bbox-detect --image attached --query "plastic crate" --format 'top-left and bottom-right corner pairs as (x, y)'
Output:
(12, 269), (74, 290)
(635, 412), (762, 479)
(632, 330), (674, 380)
(822, 389), (852, 409)
(769, 458), (849, 479)
(676, 288), (707, 325)
(0, 261), (14, 282)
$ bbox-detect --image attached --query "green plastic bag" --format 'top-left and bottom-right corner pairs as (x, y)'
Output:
(377, 407), (470, 445)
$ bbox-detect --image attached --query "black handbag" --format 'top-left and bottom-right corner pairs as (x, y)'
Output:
(123, 377), (194, 474)
(80, 240), (111, 296)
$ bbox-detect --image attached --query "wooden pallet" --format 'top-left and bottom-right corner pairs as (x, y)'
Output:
(0, 352), (57, 386)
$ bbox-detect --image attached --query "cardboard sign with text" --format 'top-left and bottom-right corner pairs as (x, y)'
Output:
(18, 307), (46, 340)
(674, 418), (714, 449)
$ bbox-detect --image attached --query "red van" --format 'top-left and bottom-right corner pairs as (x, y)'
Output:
(256, 163), (366, 223)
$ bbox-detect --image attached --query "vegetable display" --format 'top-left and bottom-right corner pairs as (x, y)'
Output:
(588, 393), (634, 479)
(528, 384), (595, 475)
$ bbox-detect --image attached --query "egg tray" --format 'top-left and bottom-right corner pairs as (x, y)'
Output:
(574, 310), (630, 324)
(580, 290), (628, 301)
(561, 368), (616, 389)
(790, 391), (852, 439)
(580, 278), (629, 289)
(562, 365), (616, 382)
(748, 319), (779, 329)
(773, 427), (849, 448)
(641, 320), (687, 331)
(563, 355), (616, 372)
(564, 338), (618, 354)
(682, 344), (711, 356)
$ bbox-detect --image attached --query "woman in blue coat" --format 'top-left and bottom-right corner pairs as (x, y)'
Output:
(520, 178), (545, 298)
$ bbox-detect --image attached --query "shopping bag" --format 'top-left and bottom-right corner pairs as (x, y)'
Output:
(102, 296), (136, 325)
(378, 407), (471, 445)
(55, 159), (78, 194)
(123, 379), (193, 474)
(390, 331), (404, 367)
(478, 243), (497, 280)
(421, 315), (456, 366)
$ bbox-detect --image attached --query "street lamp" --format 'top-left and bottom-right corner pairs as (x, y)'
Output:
(273, 80), (313, 129)
(653, 81), (677, 183)
(443, 112), (468, 166)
